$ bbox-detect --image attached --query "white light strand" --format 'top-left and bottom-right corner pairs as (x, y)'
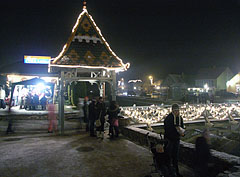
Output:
(50, 8), (130, 71)
(121, 103), (240, 124)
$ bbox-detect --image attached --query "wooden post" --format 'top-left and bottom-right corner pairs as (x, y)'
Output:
(111, 71), (116, 101)
(102, 82), (106, 98)
(59, 71), (65, 135)
(99, 82), (106, 98)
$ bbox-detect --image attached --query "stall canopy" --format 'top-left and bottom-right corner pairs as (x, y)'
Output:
(11, 77), (54, 87)
(9, 77), (55, 108)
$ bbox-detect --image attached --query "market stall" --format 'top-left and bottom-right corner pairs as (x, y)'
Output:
(9, 77), (55, 110)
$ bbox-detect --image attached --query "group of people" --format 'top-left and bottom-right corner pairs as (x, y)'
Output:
(20, 93), (48, 110)
(82, 96), (121, 139)
(152, 103), (212, 177)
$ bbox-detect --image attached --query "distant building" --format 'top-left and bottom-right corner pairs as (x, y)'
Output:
(160, 74), (187, 100)
(195, 67), (233, 92)
(128, 80), (143, 96)
(227, 73), (240, 94)
(151, 80), (163, 98)
(117, 78), (127, 95)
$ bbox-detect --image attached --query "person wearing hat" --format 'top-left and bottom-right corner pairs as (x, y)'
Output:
(164, 104), (185, 177)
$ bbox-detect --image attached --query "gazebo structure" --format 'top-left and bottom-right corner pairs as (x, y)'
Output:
(49, 1), (130, 134)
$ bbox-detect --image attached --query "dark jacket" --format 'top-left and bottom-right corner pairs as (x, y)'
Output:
(40, 96), (47, 106)
(194, 136), (211, 165)
(83, 100), (89, 123)
(96, 102), (106, 121)
(164, 112), (184, 141)
(194, 136), (211, 177)
(88, 101), (97, 121)
(107, 105), (120, 121)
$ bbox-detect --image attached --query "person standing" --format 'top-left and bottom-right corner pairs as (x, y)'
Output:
(164, 104), (185, 177)
(96, 97), (106, 139)
(107, 101), (120, 139)
(47, 102), (57, 133)
(88, 99), (97, 137)
(33, 93), (39, 110)
(0, 85), (6, 109)
(40, 94), (47, 110)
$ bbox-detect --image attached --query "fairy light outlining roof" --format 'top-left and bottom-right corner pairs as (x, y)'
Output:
(50, 4), (130, 72)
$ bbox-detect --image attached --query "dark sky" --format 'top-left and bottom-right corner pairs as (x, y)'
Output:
(1, 0), (240, 80)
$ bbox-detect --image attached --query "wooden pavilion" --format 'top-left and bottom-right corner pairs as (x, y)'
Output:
(48, 2), (130, 134)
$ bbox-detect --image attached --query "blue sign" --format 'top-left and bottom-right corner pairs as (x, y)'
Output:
(24, 56), (51, 64)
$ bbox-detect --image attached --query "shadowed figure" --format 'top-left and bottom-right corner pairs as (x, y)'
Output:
(96, 97), (106, 139)
(107, 101), (120, 139)
(48, 103), (57, 133)
(194, 129), (211, 177)
(88, 99), (97, 137)
(83, 96), (89, 132)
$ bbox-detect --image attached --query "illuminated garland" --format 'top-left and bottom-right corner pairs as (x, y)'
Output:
(121, 103), (240, 124)
(128, 80), (143, 83)
(50, 8), (130, 71)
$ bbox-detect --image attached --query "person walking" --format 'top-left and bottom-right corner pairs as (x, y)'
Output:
(107, 101), (120, 139)
(88, 99), (97, 137)
(164, 104), (185, 177)
(47, 102), (57, 133)
(96, 97), (106, 139)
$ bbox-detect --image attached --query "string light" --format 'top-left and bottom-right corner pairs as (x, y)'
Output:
(121, 103), (240, 124)
(50, 7), (130, 71)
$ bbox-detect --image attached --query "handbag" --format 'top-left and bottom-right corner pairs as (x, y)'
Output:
(96, 110), (102, 127)
(96, 119), (101, 127)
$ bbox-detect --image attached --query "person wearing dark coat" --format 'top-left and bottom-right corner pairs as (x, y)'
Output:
(107, 101), (120, 139)
(40, 95), (47, 110)
(164, 104), (185, 177)
(83, 96), (89, 132)
(194, 130), (211, 177)
(88, 99), (97, 137)
(96, 97), (106, 139)
(32, 94), (39, 110)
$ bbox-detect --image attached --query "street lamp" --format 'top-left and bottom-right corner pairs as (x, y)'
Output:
(149, 75), (153, 85)
(204, 83), (209, 92)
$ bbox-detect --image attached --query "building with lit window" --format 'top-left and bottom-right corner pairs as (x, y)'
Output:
(195, 67), (233, 92)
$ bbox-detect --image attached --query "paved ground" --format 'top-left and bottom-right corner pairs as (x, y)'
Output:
(0, 131), (193, 177)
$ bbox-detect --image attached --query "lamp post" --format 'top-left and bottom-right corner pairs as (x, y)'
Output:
(149, 75), (153, 85)
(148, 75), (153, 97)
(204, 83), (209, 92)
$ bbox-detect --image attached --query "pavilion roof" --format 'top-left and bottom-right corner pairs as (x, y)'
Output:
(50, 7), (130, 71)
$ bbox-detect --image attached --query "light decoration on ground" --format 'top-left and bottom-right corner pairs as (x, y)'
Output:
(50, 7), (130, 72)
(128, 80), (143, 83)
(120, 103), (240, 124)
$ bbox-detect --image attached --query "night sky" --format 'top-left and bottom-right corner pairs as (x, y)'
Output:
(1, 0), (240, 80)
